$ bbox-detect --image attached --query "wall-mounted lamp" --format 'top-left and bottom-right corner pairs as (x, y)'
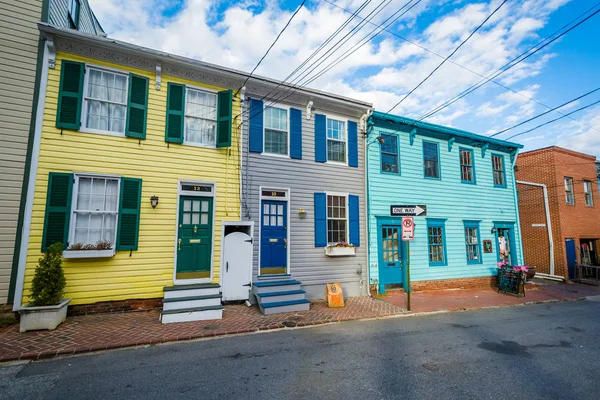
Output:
(298, 208), (307, 219)
(491, 227), (497, 234)
(150, 196), (159, 209)
(376, 136), (385, 145)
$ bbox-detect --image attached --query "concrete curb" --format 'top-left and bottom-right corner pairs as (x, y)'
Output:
(1, 294), (590, 364)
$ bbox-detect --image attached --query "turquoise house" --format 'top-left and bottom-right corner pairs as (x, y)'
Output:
(366, 112), (524, 294)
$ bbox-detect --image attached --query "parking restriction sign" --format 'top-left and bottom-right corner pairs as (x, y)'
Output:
(402, 217), (414, 241)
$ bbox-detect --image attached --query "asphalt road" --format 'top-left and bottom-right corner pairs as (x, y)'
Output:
(2, 298), (599, 400)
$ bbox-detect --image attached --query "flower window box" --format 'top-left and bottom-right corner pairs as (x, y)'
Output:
(325, 245), (356, 257)
(63, 249), (115, 259)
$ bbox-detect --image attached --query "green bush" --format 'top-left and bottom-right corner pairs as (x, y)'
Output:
(30, 242), (66, 306)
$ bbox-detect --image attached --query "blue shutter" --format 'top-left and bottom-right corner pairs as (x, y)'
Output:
(349, 194), (360, 247)
(314, 114), (326, 163)
(249, 98), (263, 153)
(348, 120), (358, 168)
(314, 192), (327, 247)
(290, 108), (302, 159)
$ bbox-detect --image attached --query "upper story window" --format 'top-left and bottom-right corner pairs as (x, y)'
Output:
(264, 106), (288, 155)
(184, 88), (217, 146)
(327, 118), (346, 163)
(584, 180), (593, 206)
(427, 219), (446, 266)
(380, 134), (399, 173)
(460, 148), (475, 183)
(83, 67), (129, 135)
(71, 175), (119, 247)
(327, 195), (347, 244)
(565, 177), (574, 205)
(423, 141), (440, 179)
(492, 154), (506, 188)
(68, 0), (80, 30)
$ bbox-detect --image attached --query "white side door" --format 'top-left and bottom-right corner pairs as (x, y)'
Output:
(221, 231), (253, 301)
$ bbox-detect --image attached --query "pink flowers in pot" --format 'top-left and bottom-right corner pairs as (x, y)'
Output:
(512, 265), (529, 273)
(331, 241), (355, 248)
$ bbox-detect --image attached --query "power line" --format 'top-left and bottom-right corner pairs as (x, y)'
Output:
(488, 87), (600, 138)
(383, 0), (508, 116)
(239, 0), (307, 91)
(418, 3), (600, 122)
(506, 99), (600, 140)
(322, 0), (600, 136)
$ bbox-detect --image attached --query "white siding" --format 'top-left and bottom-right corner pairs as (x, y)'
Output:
(0, 0), (42, 304)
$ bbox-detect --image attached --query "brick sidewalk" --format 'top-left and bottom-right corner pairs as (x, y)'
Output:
(1, 282), (598, 363)
(0, 297), (404, 362)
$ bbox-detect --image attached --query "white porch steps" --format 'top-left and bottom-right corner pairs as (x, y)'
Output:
(161, 283), (223, 324)
(252, 279), (310, 315)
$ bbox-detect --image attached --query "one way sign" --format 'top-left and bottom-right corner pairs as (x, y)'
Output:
(390, 205), (427, 217)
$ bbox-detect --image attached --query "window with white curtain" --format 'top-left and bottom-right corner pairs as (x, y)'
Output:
(185, 88), (217, 146)
(70, 175), (120, 247)
(83, 67), (128, 135)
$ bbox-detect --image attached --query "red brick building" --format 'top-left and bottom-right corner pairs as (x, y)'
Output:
(516, 146), (600, 279)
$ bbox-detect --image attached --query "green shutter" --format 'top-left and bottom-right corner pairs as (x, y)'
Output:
(126, 73), (149, 139)
(216, 89), (232, 148)
(116, 178), (142, 251)
(41, 173), (73, 251)
(165, 83), (185, 143)
(56, 61), (84, 130)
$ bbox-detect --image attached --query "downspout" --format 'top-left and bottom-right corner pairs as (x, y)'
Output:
(238, 86), (246, 220)
(511, 152), (525, 267)
(363, 110), (374, 296)
(13, 38), (51, 311)
(517, 180), (561, 280)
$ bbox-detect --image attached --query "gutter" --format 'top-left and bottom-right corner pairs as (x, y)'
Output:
(13, 39), (52, 311)
(37, 23), (372, 112)
(516, 180), (556, 276)
(363, 110), (375, 297)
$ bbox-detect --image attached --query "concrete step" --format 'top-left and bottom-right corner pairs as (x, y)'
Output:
(162, 294), (222, 311)
(252, 280), (302, 294)
(160, 305), (224, 324)
(258, 274), (292, 281)
(255, 290), (306, 304)
(258, 299), (310, 315)
(163, 283), (220, 299)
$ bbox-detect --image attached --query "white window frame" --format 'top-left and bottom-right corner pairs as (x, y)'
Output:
(183, 85), (218, 149)
(325, 115), (348, 166)
(584, 180), (594, 207)
(565, 177), (575, 205)
(262, 104), (290, 158)
(80, 64), (130, 137)
(68, 173), (121, 253)
(326, 192), (349, 245)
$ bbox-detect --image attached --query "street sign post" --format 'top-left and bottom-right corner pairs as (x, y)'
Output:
(401, 217), (414, 311)
(390, 205), (427, 217)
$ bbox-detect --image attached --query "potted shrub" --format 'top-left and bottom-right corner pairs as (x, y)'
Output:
(63, 239), (115, 259)
(325, 242), (356, 257)
(19, 242), (71, 333)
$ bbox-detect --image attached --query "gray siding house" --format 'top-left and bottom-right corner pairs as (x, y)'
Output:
(241, 85), (372, 303)
(0, 0), (103, 307)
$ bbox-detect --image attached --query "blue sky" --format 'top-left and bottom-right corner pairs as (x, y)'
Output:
(88, 0), (600, 157)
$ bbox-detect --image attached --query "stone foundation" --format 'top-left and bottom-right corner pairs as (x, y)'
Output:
(68, 298), (162, 316)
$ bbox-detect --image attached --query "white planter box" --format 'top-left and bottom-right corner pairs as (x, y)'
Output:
(325, 247), (356, 257)
(63, 249), (115, 259)
(19, 298), (71, 333)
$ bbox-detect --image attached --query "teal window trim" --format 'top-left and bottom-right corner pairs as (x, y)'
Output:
(68, 0), (80, 30)
(464, 220), (482, 265)
(492, 153), (507, 188)
(423, 140), (441, 180)
(380, 133), (400, 174)
(459, 147), (476, 184)
(426, 218), (447, 266)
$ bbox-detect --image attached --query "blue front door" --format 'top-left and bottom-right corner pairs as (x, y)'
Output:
(379, 225), (403, 293)
(260, 200), (287, 275)
(566, 238), (577, 280)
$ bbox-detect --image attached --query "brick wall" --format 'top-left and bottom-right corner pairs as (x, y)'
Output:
(516, 147), (600, 278)
(411, 276), (497, 291)
(516, 183), (551, 273)
(68, 298), (162, 316)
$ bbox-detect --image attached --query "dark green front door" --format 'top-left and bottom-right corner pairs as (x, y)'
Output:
(176, 196), (213, 280)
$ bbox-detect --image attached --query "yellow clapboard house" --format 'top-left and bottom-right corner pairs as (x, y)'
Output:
(15, 24), (250, 322)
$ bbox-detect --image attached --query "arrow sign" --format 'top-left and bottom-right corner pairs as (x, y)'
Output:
(390, 205), (427, 217)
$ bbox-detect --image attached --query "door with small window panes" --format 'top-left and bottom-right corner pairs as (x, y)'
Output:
(176, 196), (213, 280)
(379, 226), (403, 286)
